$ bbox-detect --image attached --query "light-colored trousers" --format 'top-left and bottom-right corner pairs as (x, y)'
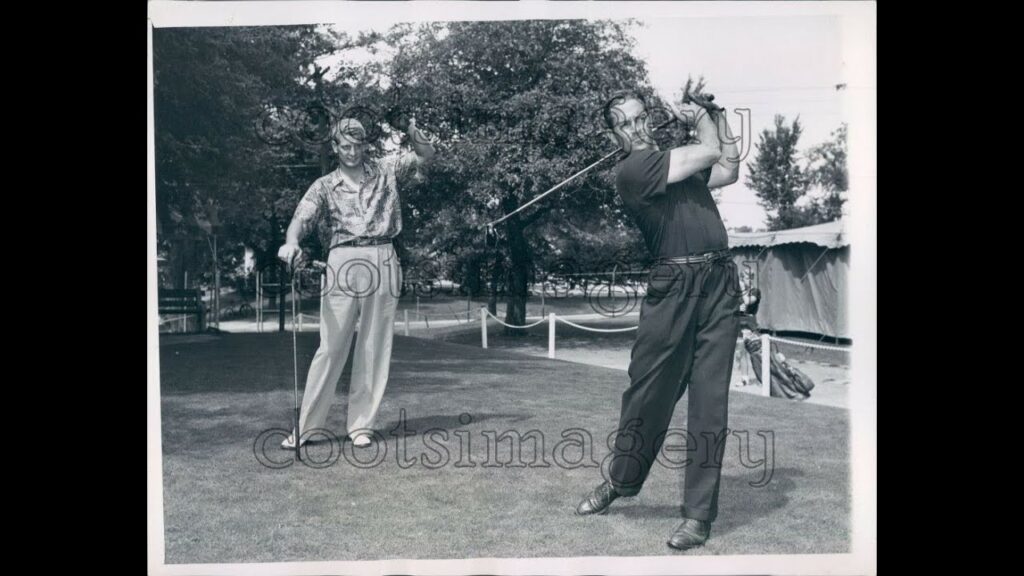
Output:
(297, 243), (401, 440)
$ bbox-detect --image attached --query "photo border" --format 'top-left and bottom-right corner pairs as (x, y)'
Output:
(146, 2), (877, 574)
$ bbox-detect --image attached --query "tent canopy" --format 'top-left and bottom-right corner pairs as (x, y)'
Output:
(729, 219), (848, 249)
(728, 219), (849, 339)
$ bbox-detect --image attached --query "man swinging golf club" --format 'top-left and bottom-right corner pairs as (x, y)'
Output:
(573, 88), (742, 551)
(278, 115), (435, 450)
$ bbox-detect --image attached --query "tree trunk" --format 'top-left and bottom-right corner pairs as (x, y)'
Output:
(169, 236), (185, 289)
(465, 258), (481, 298)
(278, 259), (287, 332)
(267, 211), (281, 317)
(503, 217), (531, 336)
(487, 254), (500, 316)
(319, 142), (332, 176)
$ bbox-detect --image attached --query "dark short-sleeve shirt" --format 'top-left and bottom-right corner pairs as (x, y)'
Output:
(615, 148), (729, 258)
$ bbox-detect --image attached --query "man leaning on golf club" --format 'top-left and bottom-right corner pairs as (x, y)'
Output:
(277, 115), (435, 450)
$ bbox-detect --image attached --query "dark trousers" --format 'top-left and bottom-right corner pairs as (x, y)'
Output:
(608, 258), (741, 522)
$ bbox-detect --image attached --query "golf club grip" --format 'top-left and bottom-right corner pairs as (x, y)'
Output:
(686, 94), (725, 113)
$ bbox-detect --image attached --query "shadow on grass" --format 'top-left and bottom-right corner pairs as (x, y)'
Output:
(380, 412), (535, 433)
(611, 467), (803, 542)
(159, 333), (556, 395)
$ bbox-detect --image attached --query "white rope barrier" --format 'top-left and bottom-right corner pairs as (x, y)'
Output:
(752, 334), (851, 398)
(765, 335), (850, 353)
(158, 315), (190, 327)
(474, 306), (850, 395)
(406, 309), (475, 319)
(481, 308), (548, 328)
(479, 309), (640, 359)
(397, 308), (483, 336)
(554, 316), (639, 333)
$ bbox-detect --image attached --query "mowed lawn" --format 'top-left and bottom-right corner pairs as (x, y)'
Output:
(158, 332), (850, 564)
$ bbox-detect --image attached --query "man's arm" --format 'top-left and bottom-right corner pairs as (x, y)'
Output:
(707, 110), (740, 189)
(394, 117), (437, 184)
(283, 213), (312, 247)
(666, 104), (722, 184)
(277, 184), (322, 266)
(408, 117), (435, 161)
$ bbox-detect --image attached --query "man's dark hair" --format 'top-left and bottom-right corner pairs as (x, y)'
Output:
(602, 90), (647, 130)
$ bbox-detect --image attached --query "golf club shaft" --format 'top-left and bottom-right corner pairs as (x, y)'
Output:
(483, 116), (676, 229)
(485, 149), (620, 228)
(291, 254), (301, 461)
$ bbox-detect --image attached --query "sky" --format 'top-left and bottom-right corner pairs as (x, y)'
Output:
(632, 15), (848, 229)
(323, 15), (850, 230)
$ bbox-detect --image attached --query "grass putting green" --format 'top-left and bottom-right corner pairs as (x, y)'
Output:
(158, 332), (850, 563)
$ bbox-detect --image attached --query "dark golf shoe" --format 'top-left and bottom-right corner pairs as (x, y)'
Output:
(575, 481), (620, 515)
(667, 518), (711, 550)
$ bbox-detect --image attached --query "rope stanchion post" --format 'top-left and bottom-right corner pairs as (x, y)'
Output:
(548, 313), (556, 359)
(480, 307), (488, 349)
(761, 333), (772, 397)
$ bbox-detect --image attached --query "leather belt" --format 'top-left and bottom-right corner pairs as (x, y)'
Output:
(334, 237), (392, 248)
(662, 249), (731, 264)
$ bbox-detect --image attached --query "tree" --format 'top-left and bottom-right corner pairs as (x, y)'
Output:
(371, 20), (670, 330)
(745, 115), (816, 231)
(806, 123), (848, 222)
(153, 26), (361, 290)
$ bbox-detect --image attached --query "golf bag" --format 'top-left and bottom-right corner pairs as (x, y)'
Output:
(742, 331), (815, 400)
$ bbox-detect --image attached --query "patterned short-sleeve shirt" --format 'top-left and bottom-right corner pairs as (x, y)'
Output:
(292, 151), (419, 250)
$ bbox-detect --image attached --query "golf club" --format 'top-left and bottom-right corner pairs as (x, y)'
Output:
(286, 255), (329, 460)
(290, 252), (302, 461)
(484, 80), (721, 230)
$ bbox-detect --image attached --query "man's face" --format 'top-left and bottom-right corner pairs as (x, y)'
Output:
(332, 130), (367, 168)
(606, 98), (653, 151)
